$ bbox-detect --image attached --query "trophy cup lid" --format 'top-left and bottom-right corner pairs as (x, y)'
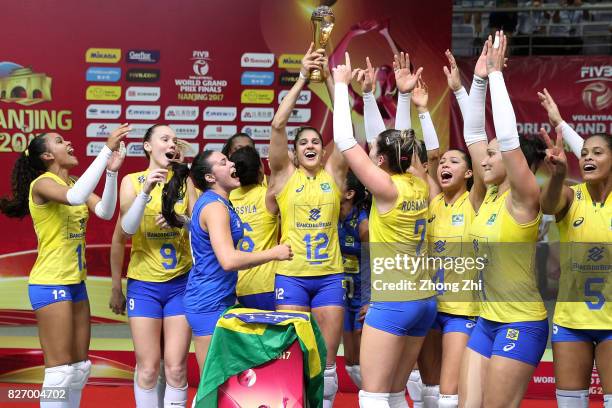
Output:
(311, 5), (334, 21)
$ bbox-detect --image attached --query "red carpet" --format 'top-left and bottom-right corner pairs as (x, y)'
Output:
(0, 385), (604, 407)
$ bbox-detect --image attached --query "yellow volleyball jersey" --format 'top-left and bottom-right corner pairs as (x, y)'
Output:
(428, 191), (479, 316)
(469, 187), (546, 323)
(28, 172), (89, 285)
(276, 168), (342, 276)
(554, 183), (612, 329)
(369, 173), (434, 301)
(231, 184), (279, 296)
(126, 170), (192, 282)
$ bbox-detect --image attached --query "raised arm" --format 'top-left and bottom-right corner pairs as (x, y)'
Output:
(539, 127), (574, 218)
(537, 88), (584, 158)
(332, 53), (397, 205)
(411, 79), (441, 198)
(32, 125), (129, 206)
(86, 142), (126, 220)
(443, 49), (469, 120)
(394, 52), (422, 131)
(269, 44), (323, 176)
(358, 58), (386, 144)
(119, 169), (168, 235)
(487, 32), (540, 221)
(204, 202), (292, 271)
(464, 40), (491, 211)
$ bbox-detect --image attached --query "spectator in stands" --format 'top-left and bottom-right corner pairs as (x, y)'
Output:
(516, 0), (549, 35)
(552, 0), (589, 35)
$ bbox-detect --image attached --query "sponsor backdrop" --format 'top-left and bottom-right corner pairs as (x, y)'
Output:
(0, 0), (454, 389)
(451, 56), (612, 180)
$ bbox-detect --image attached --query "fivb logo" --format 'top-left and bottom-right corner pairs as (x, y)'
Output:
(86, 104), (121, 119)
(86, 123), (120, 138)
(169, 124), (199, 139)
(579, 66), (612, 111)
(125, 86), (161, 102)
(203, 107), (237, 122)
(288, 108), (311, 123)
(203, 125), (237, 139)
(278, 90), (311, 105)
(241, 53), (274, 68)
(126, 105), (160, 120)
(165, 106), (199, 121)
(192, 50), (210, 76)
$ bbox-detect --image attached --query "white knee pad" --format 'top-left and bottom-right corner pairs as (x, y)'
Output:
(406, 369), (423, 407)
(604, 394), (611, 408)
(438, 394), (458, 408)
(422, 384), (439, 408)
(347, 364), (363, 389)
(556, 389), (589, 408)
(42, 365), (74, 408)
(389, 390), (409, 408)
(164, 383), (187, 408)
(70, 360), (91, 391)
(323, 364), (338, 408)
(359, 390), (391, 408)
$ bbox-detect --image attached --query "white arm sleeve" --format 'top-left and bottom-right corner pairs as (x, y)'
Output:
(120, 191), (149, 235)
(558, 121), (584, 158)
(93, 170), (118, 220)
(66, 145), (113, 205)
(395, 92), (412, 130)
(418, 112), (440, 150)
(454, 86), (470, 121)
(362, 91), (386, 143)
(488, 71), (520, 152)
(334, 83), (358, 152)
(463, 76), (488, 146)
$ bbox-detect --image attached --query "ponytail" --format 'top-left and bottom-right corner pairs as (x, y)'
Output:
(161, 150), (215, 228)
(0, 134), (48, 218)
(376, 128), (418, 174)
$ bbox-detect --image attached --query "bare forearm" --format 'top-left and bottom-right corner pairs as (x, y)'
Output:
(540, 173), (567, 215)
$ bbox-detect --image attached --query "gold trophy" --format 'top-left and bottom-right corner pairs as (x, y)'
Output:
(310, 6), (335, 82)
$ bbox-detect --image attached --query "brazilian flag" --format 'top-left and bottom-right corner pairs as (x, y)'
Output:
(195, 306), (327, 408)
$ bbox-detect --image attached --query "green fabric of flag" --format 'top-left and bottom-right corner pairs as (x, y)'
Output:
(195, 306), (327, 408)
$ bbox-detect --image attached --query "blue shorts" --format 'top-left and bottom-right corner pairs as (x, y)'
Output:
(185, 307), (229, 337)
(364, 297), (437, 337)
(344, 297), (364, 332)
(238, 292), (275, 311)
(467, 317), (549, 366)
(28, 281), (88, 311)
(126, 273), (188, 319)
(431, 312), (477, 335)
(552, 324), (612, 344)
(275, 274), (346, 308)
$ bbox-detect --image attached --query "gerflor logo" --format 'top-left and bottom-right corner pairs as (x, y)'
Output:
(309, 208), (321, 221)
(587, 246), (605, 262)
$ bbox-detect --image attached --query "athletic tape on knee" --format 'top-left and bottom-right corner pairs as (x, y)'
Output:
(422, 384), (440, 408)
(359, 390), (391, 408)
(389, 390), (409, 408)
(556, 389), (589, 408)
(438, 394), (459, 408)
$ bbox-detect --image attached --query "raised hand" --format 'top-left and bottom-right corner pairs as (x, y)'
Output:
(411, 79), (429, 112)
(143, 168), (168, 194)
(106, 123), (131, 150)
(355, 57), (379, 94)
(442, 49), (462, 91)
(537, 88), (564, 127)
(106, 141), (126, 172)
(394, 52), (422, 94)
(332, 52), (354, 85)
(486, 31), (508, 74)
(540, 127), (567, 177)
(474, 37), (490, 79)
(300, 43), (325, 78)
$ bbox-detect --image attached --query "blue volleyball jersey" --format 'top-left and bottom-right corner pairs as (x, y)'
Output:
(338, 208), (368, 302)
(184, 190), (244, 313)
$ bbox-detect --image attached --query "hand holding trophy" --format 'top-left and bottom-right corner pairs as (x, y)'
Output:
(309, 5), (335, 82)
